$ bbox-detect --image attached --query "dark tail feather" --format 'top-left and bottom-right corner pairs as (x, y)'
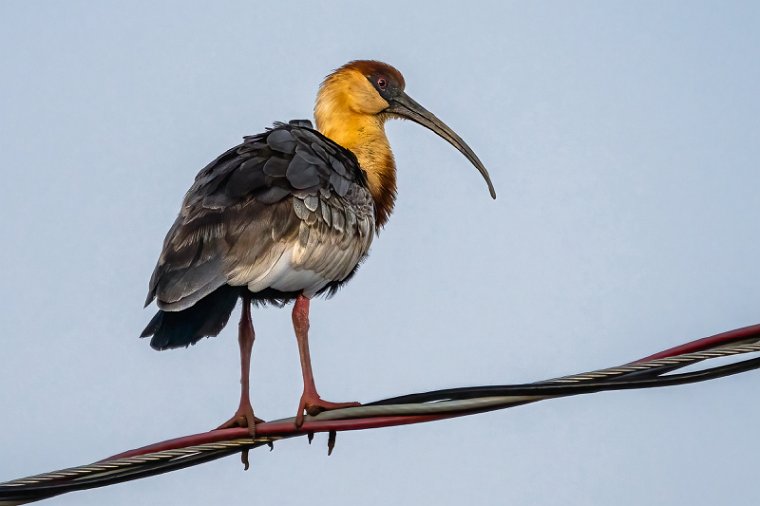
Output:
(140, 285), (240, 350)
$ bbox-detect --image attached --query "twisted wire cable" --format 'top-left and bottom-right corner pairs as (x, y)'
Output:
(2, 325), (759, 505)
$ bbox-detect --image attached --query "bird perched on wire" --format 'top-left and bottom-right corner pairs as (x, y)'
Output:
(141, 60), (496, 433)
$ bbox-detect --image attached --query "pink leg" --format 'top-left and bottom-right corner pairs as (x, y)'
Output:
(216, 293), (263, 436)
(292, 295), (359, 427)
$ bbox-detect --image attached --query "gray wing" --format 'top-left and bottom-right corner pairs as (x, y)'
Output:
(145, 120), (375, 312)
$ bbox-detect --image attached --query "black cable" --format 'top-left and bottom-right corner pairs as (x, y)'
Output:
(367, 356), (760, 405)
(0, 445), (262, 502)
(3, 350), (759, 504)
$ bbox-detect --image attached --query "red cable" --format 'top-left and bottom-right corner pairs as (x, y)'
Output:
(633, 323), (760, 363)
(105, 322), (760, 463)
(104, 414), (452, 461)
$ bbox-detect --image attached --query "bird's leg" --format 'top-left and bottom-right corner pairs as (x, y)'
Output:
(292, 295), (360, 428)
(216, 293), (263, 436)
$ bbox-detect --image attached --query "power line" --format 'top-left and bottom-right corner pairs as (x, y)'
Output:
(2, 323), (760, 505)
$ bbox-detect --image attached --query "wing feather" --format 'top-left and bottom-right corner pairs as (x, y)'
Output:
(144, 120), (375, 311)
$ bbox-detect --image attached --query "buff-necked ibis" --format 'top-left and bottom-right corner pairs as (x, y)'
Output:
(141, 60), (495, 433)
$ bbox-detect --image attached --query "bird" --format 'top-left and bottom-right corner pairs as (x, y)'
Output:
(141, 60), (496, 433)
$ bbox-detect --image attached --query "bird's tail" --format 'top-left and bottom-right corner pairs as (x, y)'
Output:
(140, 285), (240, 350)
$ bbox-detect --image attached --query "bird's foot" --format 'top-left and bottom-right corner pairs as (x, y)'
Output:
(295, 394), (360, 428)
(216, 402), (264, 438)
(216, 405), (264, 471)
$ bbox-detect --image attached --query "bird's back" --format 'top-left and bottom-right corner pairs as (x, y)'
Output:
(142, 120), (376, 349)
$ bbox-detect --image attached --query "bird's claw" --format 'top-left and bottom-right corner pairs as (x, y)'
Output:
(327, 430), (337, 456)
(216, 405), (265, 471)
(294, 394), (360, 428)
(216, 403), (264, 438)
(240, 449), (250, 470)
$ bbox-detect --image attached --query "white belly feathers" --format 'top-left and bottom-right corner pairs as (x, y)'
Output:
(246, 245), (329, 297)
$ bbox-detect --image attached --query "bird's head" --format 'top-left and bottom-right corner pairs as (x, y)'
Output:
(315, 60), (496, 200)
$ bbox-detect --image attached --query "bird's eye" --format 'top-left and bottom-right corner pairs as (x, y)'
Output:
(377, 77), (388, 90)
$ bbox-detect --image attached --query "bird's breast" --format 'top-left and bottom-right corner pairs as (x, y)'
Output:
(229, 189), (375, 297)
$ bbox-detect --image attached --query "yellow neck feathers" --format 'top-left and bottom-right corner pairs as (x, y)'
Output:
(314, 68), (397, 228)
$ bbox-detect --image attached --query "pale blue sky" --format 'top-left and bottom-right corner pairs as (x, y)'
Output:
(1, 1), (759, 504)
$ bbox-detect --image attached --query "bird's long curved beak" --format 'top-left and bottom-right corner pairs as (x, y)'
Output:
(385, 92), (496, 199)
